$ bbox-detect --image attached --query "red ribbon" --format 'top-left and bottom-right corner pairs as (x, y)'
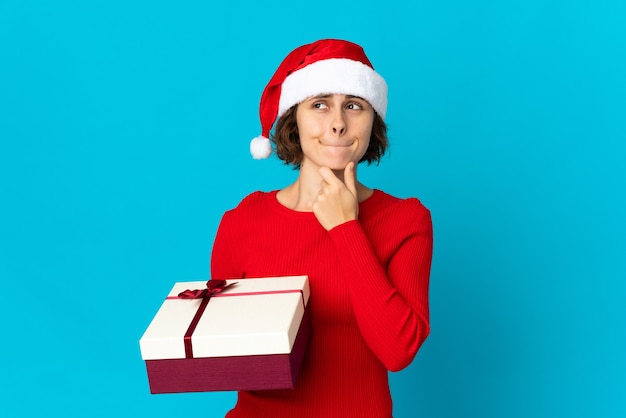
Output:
(175, 280), (238, 358)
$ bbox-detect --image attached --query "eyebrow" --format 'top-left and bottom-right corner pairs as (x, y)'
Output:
(308, 94), (332, 100)
(307, 94), (366, 100)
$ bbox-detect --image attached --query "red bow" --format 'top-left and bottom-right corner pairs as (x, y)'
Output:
(177, 279), (237, 299)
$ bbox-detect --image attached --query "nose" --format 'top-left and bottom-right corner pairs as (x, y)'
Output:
(330, 108), (346, 136)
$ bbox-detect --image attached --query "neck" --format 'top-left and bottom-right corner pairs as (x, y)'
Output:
(277, 162), (372, 212)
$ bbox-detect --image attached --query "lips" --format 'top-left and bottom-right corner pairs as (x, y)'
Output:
(319, 139), (355, 147)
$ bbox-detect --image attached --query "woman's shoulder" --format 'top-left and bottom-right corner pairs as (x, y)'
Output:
(223, 190), (278, 217)
(364, 189), (431, 218)
(360, 189), (432, 235)
(236, 190), (276, 207)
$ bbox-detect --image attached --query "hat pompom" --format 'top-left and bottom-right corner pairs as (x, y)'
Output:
(250, 135), (272, 159)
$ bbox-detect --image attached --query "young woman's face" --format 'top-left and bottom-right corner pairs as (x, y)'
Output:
(296, 94), (374, 171)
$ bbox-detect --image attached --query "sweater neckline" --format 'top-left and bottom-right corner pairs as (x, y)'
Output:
(268, 189), (382, 218)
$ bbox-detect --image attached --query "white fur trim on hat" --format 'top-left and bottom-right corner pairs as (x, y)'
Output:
(250, 135), (272, 159)
(278, 58), (388, 119)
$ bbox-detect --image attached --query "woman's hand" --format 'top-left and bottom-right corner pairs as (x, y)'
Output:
(313, 162), (359, 230)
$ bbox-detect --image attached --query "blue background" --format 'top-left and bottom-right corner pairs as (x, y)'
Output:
(1, 1), (624, 417)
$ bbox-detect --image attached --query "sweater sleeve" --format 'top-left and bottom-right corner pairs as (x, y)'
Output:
(210, 211), (237, 280)
(328, 207), (433, 371)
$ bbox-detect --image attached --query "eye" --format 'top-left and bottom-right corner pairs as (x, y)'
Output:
(346, 102), (364, 110)
(312, 102), (328, 110)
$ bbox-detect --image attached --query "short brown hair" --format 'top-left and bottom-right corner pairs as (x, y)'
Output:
(271, 106), (388, 168)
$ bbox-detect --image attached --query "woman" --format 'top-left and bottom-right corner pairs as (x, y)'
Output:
(211, 39), (433, 418)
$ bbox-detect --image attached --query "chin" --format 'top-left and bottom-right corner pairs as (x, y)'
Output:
(319, 153), (357, 169)
(322, 159), (351, 170)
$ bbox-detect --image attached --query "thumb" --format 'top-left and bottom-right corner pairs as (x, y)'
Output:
(344, 162), (358, 197)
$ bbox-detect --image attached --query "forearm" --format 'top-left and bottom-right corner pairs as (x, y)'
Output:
(328, 215), (433, 371)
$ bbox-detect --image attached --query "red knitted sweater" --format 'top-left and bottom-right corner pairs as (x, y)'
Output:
(210, 189), (433, 418)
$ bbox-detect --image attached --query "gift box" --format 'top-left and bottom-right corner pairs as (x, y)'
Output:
(139, 275), (311, 394)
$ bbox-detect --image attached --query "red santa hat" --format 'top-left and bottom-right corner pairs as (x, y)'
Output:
(250, 39), (388, 159)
